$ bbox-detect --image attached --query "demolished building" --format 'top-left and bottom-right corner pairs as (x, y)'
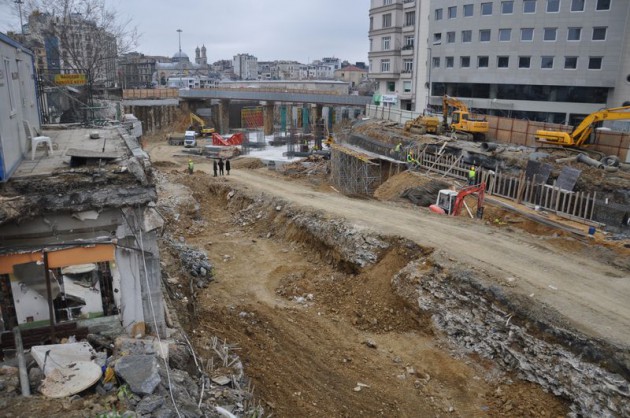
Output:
(0, 33), (166, 349)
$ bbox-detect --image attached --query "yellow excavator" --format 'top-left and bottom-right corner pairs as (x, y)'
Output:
(535, 106), (630, 147)
(442, 95), (489, 141)
(189, 112), (215, 137)
(404, 114), (441, 135)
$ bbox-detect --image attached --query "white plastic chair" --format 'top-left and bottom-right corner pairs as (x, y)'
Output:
(24, 121), (53, 160)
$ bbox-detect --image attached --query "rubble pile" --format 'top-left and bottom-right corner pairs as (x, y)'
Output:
(164, 239), (215, 289)
(223, 188), (390, 270)
(280, 154), (329, 178)
(392, 257), (630, 417)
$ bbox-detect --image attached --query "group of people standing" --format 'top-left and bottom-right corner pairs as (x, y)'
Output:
(213, 158), (230, 177)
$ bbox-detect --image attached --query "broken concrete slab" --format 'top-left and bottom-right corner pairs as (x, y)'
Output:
(114, 355), (161, 395)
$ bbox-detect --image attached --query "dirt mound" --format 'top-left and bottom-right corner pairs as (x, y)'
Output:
(231, 157), (265, 169)
(374, 170), (442, 201)
(152, 160), (179, 169)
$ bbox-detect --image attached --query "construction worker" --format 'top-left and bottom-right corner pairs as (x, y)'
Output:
(188, 159), (194, 175)
(394, 142), (402, 160)
(468, 165), (477, 185)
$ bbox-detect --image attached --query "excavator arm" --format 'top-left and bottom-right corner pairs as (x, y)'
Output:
(453, 183), (485, 217)
(536, 106), (630, 147)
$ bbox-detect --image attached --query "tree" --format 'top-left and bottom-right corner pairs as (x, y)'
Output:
(21, 0), (138, 86)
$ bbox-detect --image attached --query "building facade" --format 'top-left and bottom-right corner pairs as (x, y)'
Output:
(233, 53), (258, 80)
(369, 0), (630, 123)
(368, 0), (418, 110)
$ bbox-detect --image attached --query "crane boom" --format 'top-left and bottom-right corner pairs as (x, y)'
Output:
(535, 106), (630, 147)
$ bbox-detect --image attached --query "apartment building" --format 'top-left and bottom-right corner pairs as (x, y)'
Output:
(369, 0), (630, 123)
(233, 53), (258, 80)
(368, 0), (418, 110)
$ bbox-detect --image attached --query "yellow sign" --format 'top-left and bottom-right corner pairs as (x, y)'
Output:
(54, 73), (87, 85)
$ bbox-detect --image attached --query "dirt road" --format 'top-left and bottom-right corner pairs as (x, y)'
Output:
(224, 168), (630, 348)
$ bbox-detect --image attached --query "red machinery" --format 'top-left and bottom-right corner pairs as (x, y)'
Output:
(429, 182), (486, 218)
(211, 132), (244, 146)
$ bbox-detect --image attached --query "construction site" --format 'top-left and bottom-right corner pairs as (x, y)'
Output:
(1, 91), (630, 418)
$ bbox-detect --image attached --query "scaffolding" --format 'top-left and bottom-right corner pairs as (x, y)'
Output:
(285, 128), (313, 158)
(239, 128), (265, 155)
(330, 145), (381, 196)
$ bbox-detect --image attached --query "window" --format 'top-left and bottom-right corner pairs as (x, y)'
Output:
(382, 36), (391, 50)
(380, 59), (390, 72)
(382, 13), (392, 28)
(403, 59), (413, 72)
(541, 56), (554, 68)
(462, 30), (472, 43)
(481, 2), (493, 15)
(446, 56), (454, 68)
(433, 33), (442, 44)
(403, 81), (412, 93)
(384, 0), (392, 5)
(404, 35), (414, 48)
(447, 31), (456, 43)
(596, 0), (611, 11)
(588, 57), (603, 69)
(523, 0), (536, 13)
(499, 28), (511, 41)
(435, 8), (443, 20)
(448, 6), (457, 18)
(405, 11), (416, 26)
(370, 17), (373, 30)
(564, 56), (578, 69)
(544, 28), (557, 41)
(521, 28), (534, 41)
(571, 0), (584, 11)
(387, 81), (395, 92)
(369, 38), (373, 51)
(497, 56), (510, 68)
(478, 56), (489, 68)
(479, 29), (491, 42)
(519, 56), (531, 68)
(432, 57), (440, 68)
(461, 56), (471, 68)
(546, 0), (560, 12)
(568, 27), (581, 41)
(502, 1), (514, 14)
(592, 27), (607, 41)
(463, 4), (474, 16)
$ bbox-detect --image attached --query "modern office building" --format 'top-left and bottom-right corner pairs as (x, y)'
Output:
(369, 0), (630, 123)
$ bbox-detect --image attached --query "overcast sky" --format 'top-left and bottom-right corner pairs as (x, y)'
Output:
(0, 0), (370, 64)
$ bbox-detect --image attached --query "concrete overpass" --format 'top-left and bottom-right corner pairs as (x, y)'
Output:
(178, 88), (371, 135)
(179, 88), (372, 107)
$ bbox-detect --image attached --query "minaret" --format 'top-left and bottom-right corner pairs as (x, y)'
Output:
(195, 46), (201, 64)
(201, 45), (207, 65)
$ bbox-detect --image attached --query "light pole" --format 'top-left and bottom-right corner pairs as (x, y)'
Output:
(15, 0), (24, 35)
(426, 47), (432, 112)
(176, 29), (183, 88)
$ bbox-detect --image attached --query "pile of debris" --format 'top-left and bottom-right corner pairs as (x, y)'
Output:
(280, 154), (329, 178)
(0, 329), (256, 417)
(165, 239), (215, 289)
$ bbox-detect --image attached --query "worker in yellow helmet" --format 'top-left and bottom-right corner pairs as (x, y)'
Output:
(188, 159), (194, 175)
(468, 165), (476, 185)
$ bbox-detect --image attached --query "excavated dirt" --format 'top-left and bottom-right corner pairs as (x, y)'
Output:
(154, 169), (570, 417)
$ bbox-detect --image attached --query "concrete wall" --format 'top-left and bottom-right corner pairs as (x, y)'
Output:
(0, 34), (39, 181)
(124, 102), (182, 135)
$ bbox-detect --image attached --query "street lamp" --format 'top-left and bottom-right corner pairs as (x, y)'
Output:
(176, 29), (183, 88)
(15, 0), (24, 35)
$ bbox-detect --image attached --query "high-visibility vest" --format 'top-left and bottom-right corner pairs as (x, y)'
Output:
(468, 169), (476, 179)
(188, 161), (194, 170)
(407, 153), (414, 162)
(395, 143), (401, 152)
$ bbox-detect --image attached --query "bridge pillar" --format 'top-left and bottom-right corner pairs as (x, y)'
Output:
(263, 101), (275, 135)
(219, 99), (230, 134)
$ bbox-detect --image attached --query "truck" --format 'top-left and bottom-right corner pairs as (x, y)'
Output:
(167, 130), (197, 147)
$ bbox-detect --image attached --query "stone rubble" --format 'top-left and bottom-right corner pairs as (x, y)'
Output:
(392, 258), (630, 417)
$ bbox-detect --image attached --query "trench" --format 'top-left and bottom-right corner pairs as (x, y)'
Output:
(159, 171), (626, 417)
